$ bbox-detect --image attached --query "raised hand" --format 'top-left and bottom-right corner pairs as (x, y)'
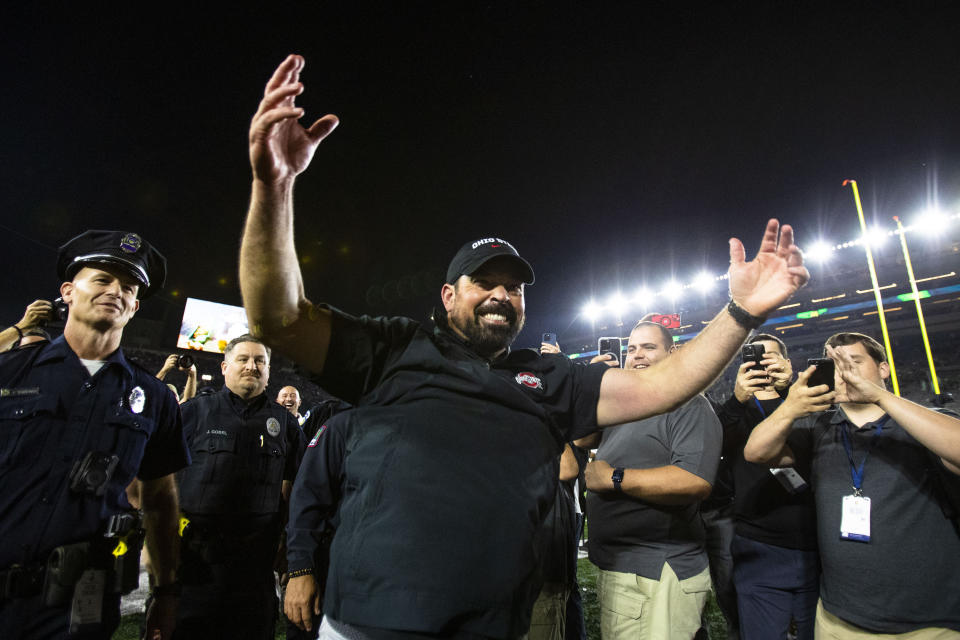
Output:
(829, 346), (885, 405)
(249, 55), (339, 185)
(728, 219), (810, 317)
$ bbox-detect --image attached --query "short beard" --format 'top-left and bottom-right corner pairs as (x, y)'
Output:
(450, 300), (524, 358)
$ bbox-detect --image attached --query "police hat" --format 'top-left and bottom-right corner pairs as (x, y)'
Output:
(445, 237), (535, 285)
(57, 230), (167, 299)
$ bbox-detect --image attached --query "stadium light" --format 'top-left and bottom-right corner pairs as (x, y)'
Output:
(863, 227), (889, 248)
(607, 292), (629, 317)
(806, 241), (834, 262)
(912, 207), (950, 235)
(632, 287), (653, 307)
(581, 300), (602, 321)
(692, 271), (715, 292)
(662, 280), (683, 300)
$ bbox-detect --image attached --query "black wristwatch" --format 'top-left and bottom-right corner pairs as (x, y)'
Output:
(726, 300), (767, 330)
(612, 467), (625, 492)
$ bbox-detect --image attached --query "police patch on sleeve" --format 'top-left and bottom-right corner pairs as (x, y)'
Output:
(128, 386), (146, 414)
(266, 417), (281, 438)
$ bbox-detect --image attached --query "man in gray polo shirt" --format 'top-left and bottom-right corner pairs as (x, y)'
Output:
(583, 320), (722, 639)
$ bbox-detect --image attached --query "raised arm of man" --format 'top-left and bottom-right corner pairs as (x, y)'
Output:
(240, 54), (339, 374)
(596, 220), (809, 426)
(828, 347), (960, 474)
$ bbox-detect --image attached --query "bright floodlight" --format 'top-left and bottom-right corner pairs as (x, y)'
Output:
(692, 272), (715, 292)
(632, 287), (652, 307)
(581, 300), (602, 322)
(863, 227), (889, 248)
(913, 208), (950, 235)
(662, 280), (683, 300)
(607, 292), (628, 317)
(806, 241), (834, 262)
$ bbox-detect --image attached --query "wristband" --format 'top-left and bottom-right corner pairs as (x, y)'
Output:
(151, 582), (182, 598)
(288, 567), (315, 579)
(11, 325), (24, 339)
(726, 300), (767, 330)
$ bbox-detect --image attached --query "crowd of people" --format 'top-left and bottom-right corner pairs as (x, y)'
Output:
(0, 53), (958, 640)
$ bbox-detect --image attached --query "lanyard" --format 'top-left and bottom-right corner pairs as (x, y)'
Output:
(839, 415), (890, 495)
(752, 396), (782, 418)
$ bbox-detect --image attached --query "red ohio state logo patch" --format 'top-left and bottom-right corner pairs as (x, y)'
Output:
(515, 372), (544, 390)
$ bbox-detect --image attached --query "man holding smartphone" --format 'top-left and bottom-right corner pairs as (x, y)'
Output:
(712, 334), (820, 640)
(744, 332), (960, 636)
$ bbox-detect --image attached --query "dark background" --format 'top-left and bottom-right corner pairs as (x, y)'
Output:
(3, 2), (959, 348)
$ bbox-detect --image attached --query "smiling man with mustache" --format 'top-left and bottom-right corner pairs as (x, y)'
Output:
(174, 335), (304, 639)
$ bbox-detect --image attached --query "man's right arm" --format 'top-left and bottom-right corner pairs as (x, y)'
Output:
(240, 54), (339, 374)
(743, 366), (834, 466)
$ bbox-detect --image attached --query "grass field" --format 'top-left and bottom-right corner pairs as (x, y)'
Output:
(113, 558), (729, 639)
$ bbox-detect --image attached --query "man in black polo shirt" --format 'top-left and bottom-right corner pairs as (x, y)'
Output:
(241, 54), (811, 639)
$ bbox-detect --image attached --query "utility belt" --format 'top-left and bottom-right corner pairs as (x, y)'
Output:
(0, 510), (144, 605)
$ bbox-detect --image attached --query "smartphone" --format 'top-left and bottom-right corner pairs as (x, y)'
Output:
(542, 333), (558, 348)
(806, 358), (836, 391)
(741, 343), (766, 372)
(598, 337), (622, 367)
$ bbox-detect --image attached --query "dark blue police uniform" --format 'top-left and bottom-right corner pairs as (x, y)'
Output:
(174, 388), (304, 639)
(0, 336), (189, 639)
(292, 306), (608, 639)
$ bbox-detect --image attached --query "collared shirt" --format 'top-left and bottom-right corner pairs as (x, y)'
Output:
(791, 407), (960, 633)
(587, 395), (722, 580)
(0, 335), (189, 567)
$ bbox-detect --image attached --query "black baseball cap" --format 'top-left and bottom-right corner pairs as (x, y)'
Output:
(57, 230), (167, 299)
(445, 237), (535, 285)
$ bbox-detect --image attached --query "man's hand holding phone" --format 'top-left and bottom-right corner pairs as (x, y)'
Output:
(779, 365), (836, 421)
(733, 361), (772, 403)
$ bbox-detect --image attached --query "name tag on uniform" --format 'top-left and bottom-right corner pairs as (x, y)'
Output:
(840, 495), (871, 542)
(69, 569), (105, 631)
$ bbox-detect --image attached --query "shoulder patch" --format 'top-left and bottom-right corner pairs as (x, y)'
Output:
(308, 424), (327, 448)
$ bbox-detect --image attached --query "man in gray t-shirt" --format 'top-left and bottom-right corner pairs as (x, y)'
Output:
(583, 321), (722, 639)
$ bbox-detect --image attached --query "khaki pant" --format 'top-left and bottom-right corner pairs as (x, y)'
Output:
(597, 563), (711, 639)
(815, 600), (960, 639)
(523, 582), (569, 640)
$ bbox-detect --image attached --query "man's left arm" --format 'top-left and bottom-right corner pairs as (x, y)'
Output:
(141, 473), (180, 639)
(585, 460), (712, 504)
(832, 347), (960, 474)
(597, 220), (808, 426)
(586, 397), (722, 504)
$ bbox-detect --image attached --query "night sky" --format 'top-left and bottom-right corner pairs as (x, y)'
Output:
(3, 3), (959, 348)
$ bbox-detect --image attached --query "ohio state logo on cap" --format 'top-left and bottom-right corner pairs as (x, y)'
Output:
(515, 372), (544, 390)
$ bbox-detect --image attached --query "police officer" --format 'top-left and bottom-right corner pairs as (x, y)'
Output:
(175, 334), (304, 639)
(0, 230), (189, 639)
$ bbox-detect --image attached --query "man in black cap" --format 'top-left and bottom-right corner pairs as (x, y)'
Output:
(244, 55), (809, 639)
(0, 230), (189, 640)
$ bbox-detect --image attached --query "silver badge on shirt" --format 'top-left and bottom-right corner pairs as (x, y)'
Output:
(266, 417), (281, 438)
(128, 386), (146, 414)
